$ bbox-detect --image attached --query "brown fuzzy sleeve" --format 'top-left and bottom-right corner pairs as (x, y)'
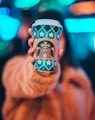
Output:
(61, 66), (94, 120)
(63, 66), (92, 89)
(2, 55), (61, 98)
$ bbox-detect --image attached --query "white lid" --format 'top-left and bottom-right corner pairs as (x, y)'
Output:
(32, 19), (63, 28)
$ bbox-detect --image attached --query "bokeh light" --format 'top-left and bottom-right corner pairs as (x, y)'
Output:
(87, 35), (95, 52)
(41, 0), (62, 11)
(0, 0), (2, 4)
(0, 15), (21, 41)
(0, 39), (10, 57)
(15, 0), (40, 8)
(57, 0), (75, 6)
(0, 7), (10, 15)
(65, 18), (95, 61)
(64, 18), (95, 33)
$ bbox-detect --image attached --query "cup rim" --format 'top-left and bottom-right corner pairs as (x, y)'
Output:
(32, 19), (63, 28)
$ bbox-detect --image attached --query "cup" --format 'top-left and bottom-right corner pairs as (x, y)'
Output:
(32, 19), (63, 73)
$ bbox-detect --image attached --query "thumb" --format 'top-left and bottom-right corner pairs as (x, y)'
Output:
(28, 28), (33, 36)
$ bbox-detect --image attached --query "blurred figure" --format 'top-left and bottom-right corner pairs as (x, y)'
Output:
(2, 10), (94, 120)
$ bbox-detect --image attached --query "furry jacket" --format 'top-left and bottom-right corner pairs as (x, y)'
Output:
(2, 55), (94, 120)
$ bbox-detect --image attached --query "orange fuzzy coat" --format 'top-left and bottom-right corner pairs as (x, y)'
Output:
(1, 55), (94, 120)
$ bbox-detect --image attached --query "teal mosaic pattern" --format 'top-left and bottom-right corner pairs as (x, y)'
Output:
(33, 24), (62, 72)
(34, 59), (56, 72)
(33, 25), (62, 40)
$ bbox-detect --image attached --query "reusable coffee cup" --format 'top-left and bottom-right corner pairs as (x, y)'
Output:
(32, 19), (63, 72)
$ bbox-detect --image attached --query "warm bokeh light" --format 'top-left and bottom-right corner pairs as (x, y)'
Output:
(15, 0), (40, 8)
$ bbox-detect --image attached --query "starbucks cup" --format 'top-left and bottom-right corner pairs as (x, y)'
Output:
(32, 19), (63, 73)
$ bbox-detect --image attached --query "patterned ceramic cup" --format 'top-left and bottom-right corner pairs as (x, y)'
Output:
(32, 19), (63, 72)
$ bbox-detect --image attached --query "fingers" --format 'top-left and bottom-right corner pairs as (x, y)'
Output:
(28, 28), (35, 63)
(28, 28), (32, 36)
(28, 36), (35, 63)
(28, 48), (35, 63)
(28, 47), (35, 55)
(31, 57), (35, 63)
(28, 38), (34, 47)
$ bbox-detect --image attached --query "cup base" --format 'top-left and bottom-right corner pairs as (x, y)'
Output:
(37, 71), (51, 76)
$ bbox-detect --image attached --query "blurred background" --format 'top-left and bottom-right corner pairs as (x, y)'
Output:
(0, 0), (95, 119)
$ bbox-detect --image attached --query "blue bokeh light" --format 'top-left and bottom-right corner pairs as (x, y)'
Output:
(0, 7), (10, 15)
(65, 18), (95, 60)
(15, 0), (40, 8)
(65, 18), (95, 33)
(0, 15), (21, 41)
(0, 0), (2, 4)
(58, 0), (75, 5)
(0, 39), (10, 57)
(87, 35), (95, 52)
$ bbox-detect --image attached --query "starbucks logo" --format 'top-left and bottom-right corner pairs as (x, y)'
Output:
(36, 40), (55, 59)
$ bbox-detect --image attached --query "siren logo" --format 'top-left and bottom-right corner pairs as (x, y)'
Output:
(36, 40), (55, 59)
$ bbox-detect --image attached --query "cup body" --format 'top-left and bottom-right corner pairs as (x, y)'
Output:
(32, 19), (63, 72)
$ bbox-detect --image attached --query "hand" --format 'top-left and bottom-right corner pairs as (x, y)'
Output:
(28, 28), (51, 76)
(28, 28), (35, 63)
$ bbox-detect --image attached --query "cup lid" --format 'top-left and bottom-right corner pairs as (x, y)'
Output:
(32, 19), (63, 28)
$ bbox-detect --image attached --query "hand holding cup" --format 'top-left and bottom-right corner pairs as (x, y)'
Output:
(28, 19), (63, 76)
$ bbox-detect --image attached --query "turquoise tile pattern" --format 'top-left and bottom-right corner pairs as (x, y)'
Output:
(33, 25), (62, 72)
